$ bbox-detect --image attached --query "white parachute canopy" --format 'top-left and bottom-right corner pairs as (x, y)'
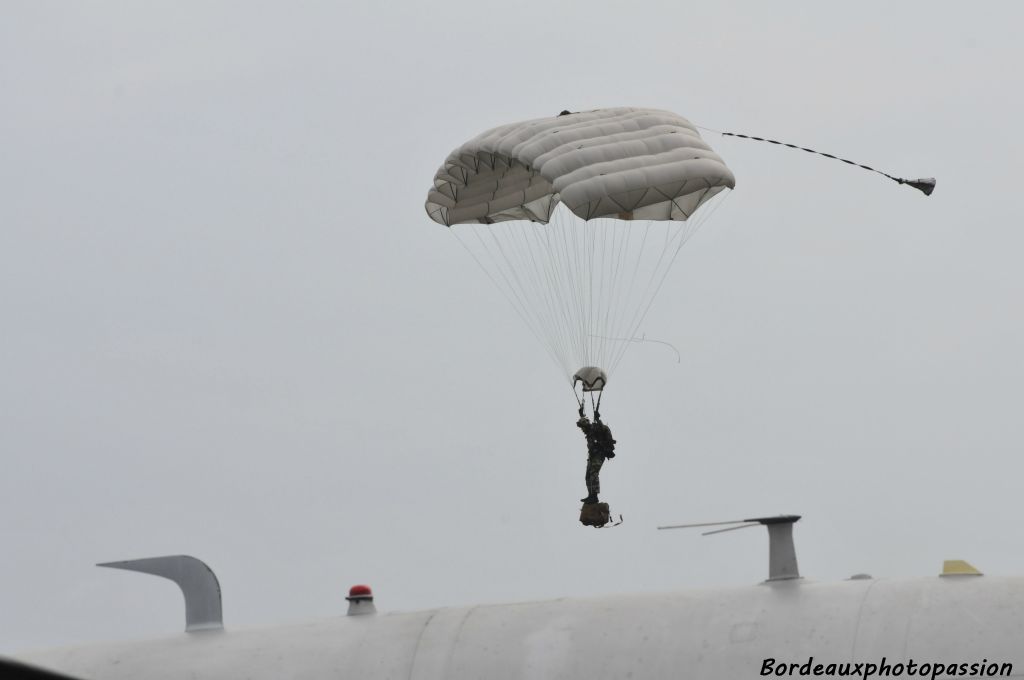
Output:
(425, 107), (735, 392)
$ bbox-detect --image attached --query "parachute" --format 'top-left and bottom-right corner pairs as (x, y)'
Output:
(425, 107), (735, 410)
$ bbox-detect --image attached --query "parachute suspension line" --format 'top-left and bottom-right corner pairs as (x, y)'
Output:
(591, 216), (604, 367)
(624, 223), (682, 367)
(596, 219), (618, 369)
(573, 382), (585, 411)
(600, 218), (631, 375)
(542, 222), (580, 377)
(595, 219), (609, 369)
(520, 224), (578, 380)
(614, 218), (638, 351)
(563, 211), (589, 368)
(550, 209), (627, 376)
(606, 218), (691, 375)
(605, 220), (653, 375)
(482, 227), (554, 362)
(586, 388), (602, 417)
(620, 189), (728, 372)
(588, 219), (604, 369)
(546, 211), (587, 377)
(569, 209), (590, 368)
(598, 223), (625, 375)
(608, 189), (732, 375)
(453, 227), (567, 380)
(608, 190), (723, 375)
(575, 211), (593, 367)
(452, 228), (540, 345)
(566, 217), (590, 370)
(597, 220), (613, 369)
(551, 223), (582, 376)
(586, 211), (598, 368)
(548, 223), (578, 376)
(450, 192), (727, 389)
(696, 126), (935, 196)
(509, 221), (570, 375)
(605, 219), (623, 367)
(612, 219), (640, 369)
(529, 222), (579, 380)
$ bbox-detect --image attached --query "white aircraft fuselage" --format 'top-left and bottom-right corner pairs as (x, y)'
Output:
(17, 571), (1024, 680)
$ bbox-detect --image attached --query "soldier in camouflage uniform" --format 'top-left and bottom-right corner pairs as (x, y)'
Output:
(576, 409), (616, 504)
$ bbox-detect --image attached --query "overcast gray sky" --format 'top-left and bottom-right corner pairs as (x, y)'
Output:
(3, 1), (1023, 653)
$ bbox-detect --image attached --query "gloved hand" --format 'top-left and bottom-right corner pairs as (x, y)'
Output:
(578, 405), (585, 418)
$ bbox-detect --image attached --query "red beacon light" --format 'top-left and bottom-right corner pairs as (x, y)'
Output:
(346, 584), (376, 616)
(347, 585), (373, 600)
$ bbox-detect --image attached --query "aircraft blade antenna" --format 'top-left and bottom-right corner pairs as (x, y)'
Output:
(98, 555), (223, 632)
(659, 514), (802, 582)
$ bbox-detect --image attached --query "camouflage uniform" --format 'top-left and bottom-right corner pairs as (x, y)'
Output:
(577, 416), (616, 501)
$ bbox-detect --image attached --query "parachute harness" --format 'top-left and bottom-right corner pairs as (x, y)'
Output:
(698, 126), (935, 196)
(572, 382), (603, 418)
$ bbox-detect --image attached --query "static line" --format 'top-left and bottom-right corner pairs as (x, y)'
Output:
(696, 125), (935, 195)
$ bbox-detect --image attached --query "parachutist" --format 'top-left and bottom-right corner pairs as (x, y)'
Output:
(576, 412), (616, 505)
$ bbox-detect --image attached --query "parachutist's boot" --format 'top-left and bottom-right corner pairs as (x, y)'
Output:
(581, 494), (598, 504)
